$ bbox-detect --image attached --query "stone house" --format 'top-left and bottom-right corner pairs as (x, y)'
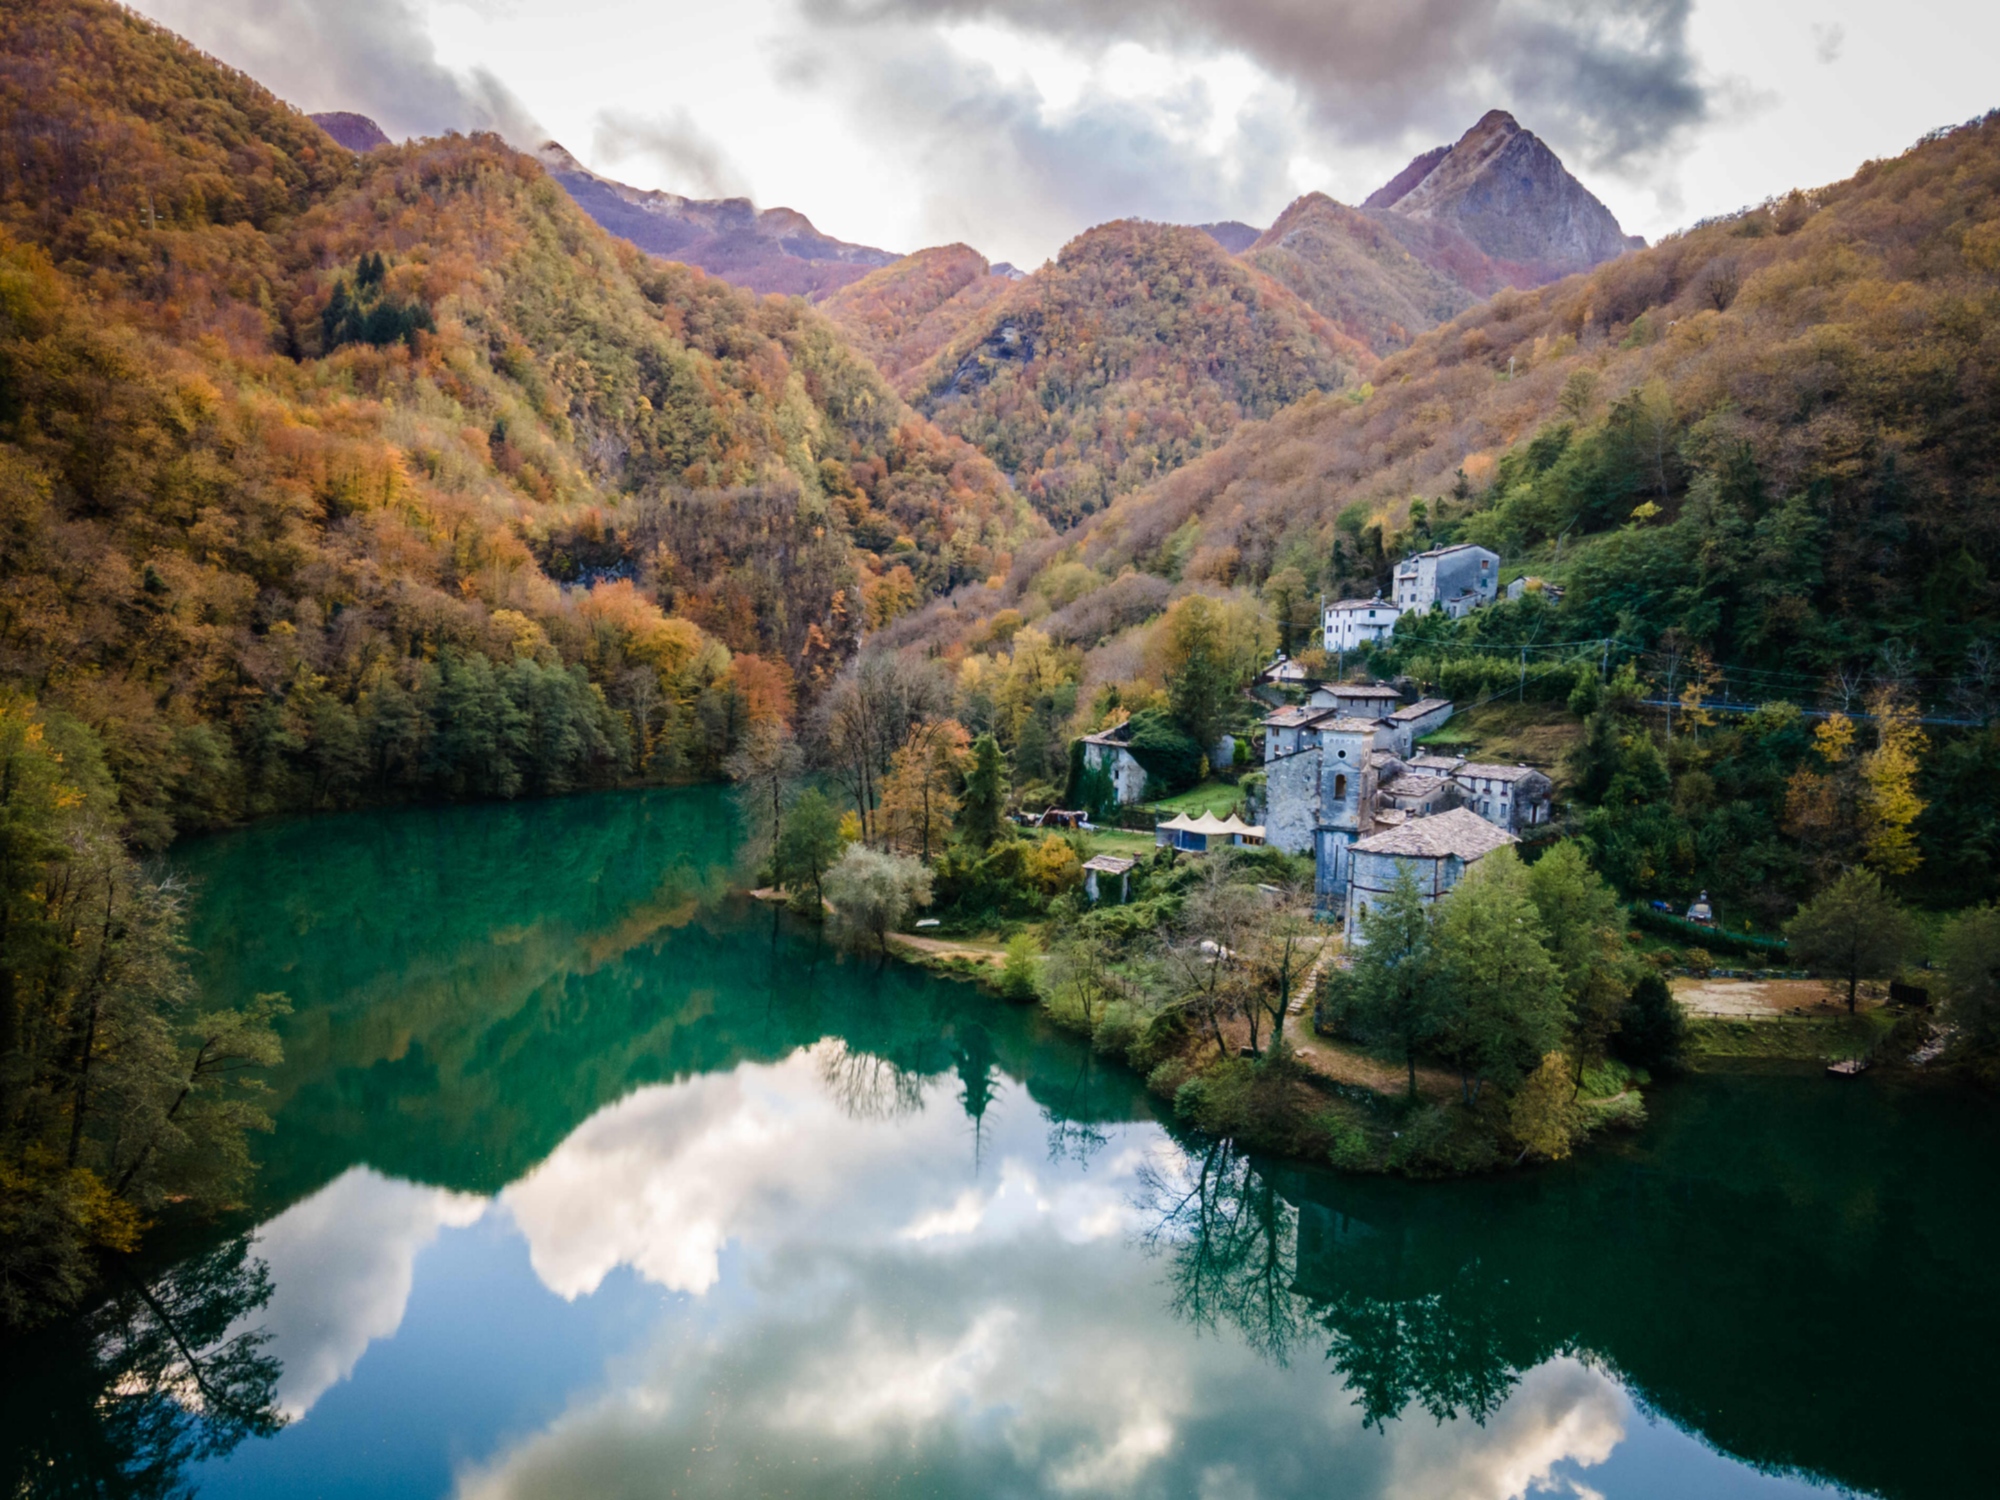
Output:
(1384, 698), (1453, 757)
(1321, 595), (1402, 653)
(1451, 762), (1554, 832)
(1307, 682), (1404, 721)
(1082, 854), (1136, 903)
(1344, 808), (1519, 944)
(1393, 543), (1499, 617)
(1079, 722), (1149, 805)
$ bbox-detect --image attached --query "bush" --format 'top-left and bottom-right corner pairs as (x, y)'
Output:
(1629, 904), (1789, 956)
(823, 845), (933, 951)
(1124, 708), (1203, 793)
(998, 934), (1040, 1001)
(1385, 1104), (1502, 1178)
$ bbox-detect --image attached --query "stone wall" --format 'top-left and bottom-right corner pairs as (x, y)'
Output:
(1263, 748), (1320, 854)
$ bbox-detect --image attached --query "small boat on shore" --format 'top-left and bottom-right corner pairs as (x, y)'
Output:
(1827, 1058), (1870, 1078)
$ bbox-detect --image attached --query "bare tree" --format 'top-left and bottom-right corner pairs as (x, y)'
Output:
(724, 720), (801, 872)
(812, 653), (952, 843)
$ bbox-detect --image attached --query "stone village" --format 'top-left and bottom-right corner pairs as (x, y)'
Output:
(1077, 542), (1551, 943)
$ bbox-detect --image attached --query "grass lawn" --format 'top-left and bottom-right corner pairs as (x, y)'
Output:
(1416, 699), (1581, 772)
(1143, 780), (1247, 818)
(1084, 827), (1158, 858)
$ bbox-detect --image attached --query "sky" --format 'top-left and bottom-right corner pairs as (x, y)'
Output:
(130, 0), (2000, 269)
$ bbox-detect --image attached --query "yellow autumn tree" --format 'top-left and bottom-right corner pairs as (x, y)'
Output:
(1860, 691), (1927, 877)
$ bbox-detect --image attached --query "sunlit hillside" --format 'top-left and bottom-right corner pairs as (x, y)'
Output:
(908, 220), (1371, 528)
(999, 112), (2000, 688)
(0, 0), (1038, 843)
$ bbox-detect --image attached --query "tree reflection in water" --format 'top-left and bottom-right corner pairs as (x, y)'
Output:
(1137, 1139), (1519, 1425)
(1, 1234), (284, 1498)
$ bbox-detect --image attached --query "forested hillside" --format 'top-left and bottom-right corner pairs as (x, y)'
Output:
(910, 221), (1370, 528)
(820, 244), (1015, 392)
(0, 0), (1036, 845)
(1240, 193), (1480, 354)
(895, 111), (2000, 912)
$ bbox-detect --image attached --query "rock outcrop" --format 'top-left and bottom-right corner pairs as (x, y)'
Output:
(310, 111), (390, 153)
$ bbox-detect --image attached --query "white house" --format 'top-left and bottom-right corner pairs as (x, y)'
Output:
(1393, 543), (1500, 618)
(1344, 808), (1518, 943)
(1322, 595), (1402, 653)
(1450, 762), (1554, 832)
(1079, 722), (1148, 805)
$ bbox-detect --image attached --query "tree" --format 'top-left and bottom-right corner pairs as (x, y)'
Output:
(956, 734), (1010, 851)
(1860, 689), (1927, 877)
(1347, 867), (1440, 1098)
(1784, 868), (1917, 1013)
(1615, 972), (1687, 1074)
(877, 718), (970, 862)
(998, 934), (1040, 1002)
(1429, 852), (1567, 1104)
(1161, 595), (1242, 755)
(774, 788), (844, 909)
(724, 720), (802, 873)
(823, 845), (934, 953)
(1243, 888), (1314, 1059)
(1044, 932), (1116, 1032)
(1523, 842), (1631, 1082)
(1937, 905), (2000, 1056)
(1508, 1053), (1583, 1162)
(1263, 567), (1311, 656)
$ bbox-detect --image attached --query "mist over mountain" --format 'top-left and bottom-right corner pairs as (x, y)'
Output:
(310, 110), (389, 152)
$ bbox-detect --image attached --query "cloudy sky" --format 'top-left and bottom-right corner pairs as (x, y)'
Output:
(130, 0), (2000, 267)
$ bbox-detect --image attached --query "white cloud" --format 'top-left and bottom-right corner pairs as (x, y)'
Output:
(236, 1167), (487, 1420)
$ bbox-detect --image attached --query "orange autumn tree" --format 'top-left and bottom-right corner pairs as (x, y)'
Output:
(877, 718), (971, 862)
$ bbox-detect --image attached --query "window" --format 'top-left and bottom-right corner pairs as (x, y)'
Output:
(1334, 774), (1347, 800)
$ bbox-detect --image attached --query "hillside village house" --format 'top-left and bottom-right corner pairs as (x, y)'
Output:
(1079, 722), (1149, 805)
(1394, 543), (1500, 617)
(1454, 762), (1554, 832)
(1307, 681), (1404, 720)
(1322, 595), (1401, 653)
(1344, 808), (1519, 944)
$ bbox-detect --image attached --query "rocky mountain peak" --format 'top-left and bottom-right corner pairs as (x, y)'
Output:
(1363, 111), (1641, 277)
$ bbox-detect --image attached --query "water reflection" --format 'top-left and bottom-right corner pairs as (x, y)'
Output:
(14, 788), (1988, 1499)
(2, 1237), (283, 1499)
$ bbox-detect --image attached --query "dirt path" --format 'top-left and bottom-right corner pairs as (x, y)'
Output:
(1672, 976), (1865, 1018)
(887, 932), (1008, 968)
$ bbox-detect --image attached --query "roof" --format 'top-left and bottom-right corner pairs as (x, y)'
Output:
(1157, 812), (1266, 839)
(1320, 716), (1387, 735)
(1390, 697), (1452, 722)
(1261, 705), (1327, 729)
(1317, 682), (1400, 699)
(1455, 762), (1549, 784)
(1379, 770), (1450, 798)
(1397, 542), (1496, 567)
(1082, 854), (1137, 875)
(1081, 721), (1133, 747)
(1324, 596), (1395, 614)
(1352, 807), (1518, 861)
(1408, 754), (1465, 773)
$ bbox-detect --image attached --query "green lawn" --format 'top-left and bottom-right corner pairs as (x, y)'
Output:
(1084, 827), (1158, 858)
(1143, 780), (1247, 818)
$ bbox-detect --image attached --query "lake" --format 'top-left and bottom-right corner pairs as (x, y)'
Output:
(6, 787), (1993, 1499)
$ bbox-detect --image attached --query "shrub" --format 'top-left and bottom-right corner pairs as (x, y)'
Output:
(824, 845), (933, 951)
(998, 933), (1040, 1001)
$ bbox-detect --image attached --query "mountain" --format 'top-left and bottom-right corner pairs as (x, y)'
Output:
(1194, 221), (1262, 253)
(535, 142), (900, 298)
(311, 110), (390, 152)
(1366, 109), (1644, 279)
(1238, 193), (1479, 353)
(820, 244), (1016, 392)
(906, 220), (1372, 528)
(993, 111), (2000, 705)
(0, 0), (1037, 843)
(1241, 113), (1639, 356)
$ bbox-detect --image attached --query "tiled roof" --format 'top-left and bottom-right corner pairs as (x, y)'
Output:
(1082, 854), (1137, 874)
(1325, 597), (1394, 613)
(1352, 807), (1517, 860)
(1379, 771), (1450, 797)
(1408, 754), (1465, 773)
(1081, 721), (1133, 746)
(1260, 705), (1326, 728)
(1390, 697), (1452, 722)
(1318, 682), (1400, 698)
(1455, 762), (1549, 784)
(1321, 716), (1386, 734)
